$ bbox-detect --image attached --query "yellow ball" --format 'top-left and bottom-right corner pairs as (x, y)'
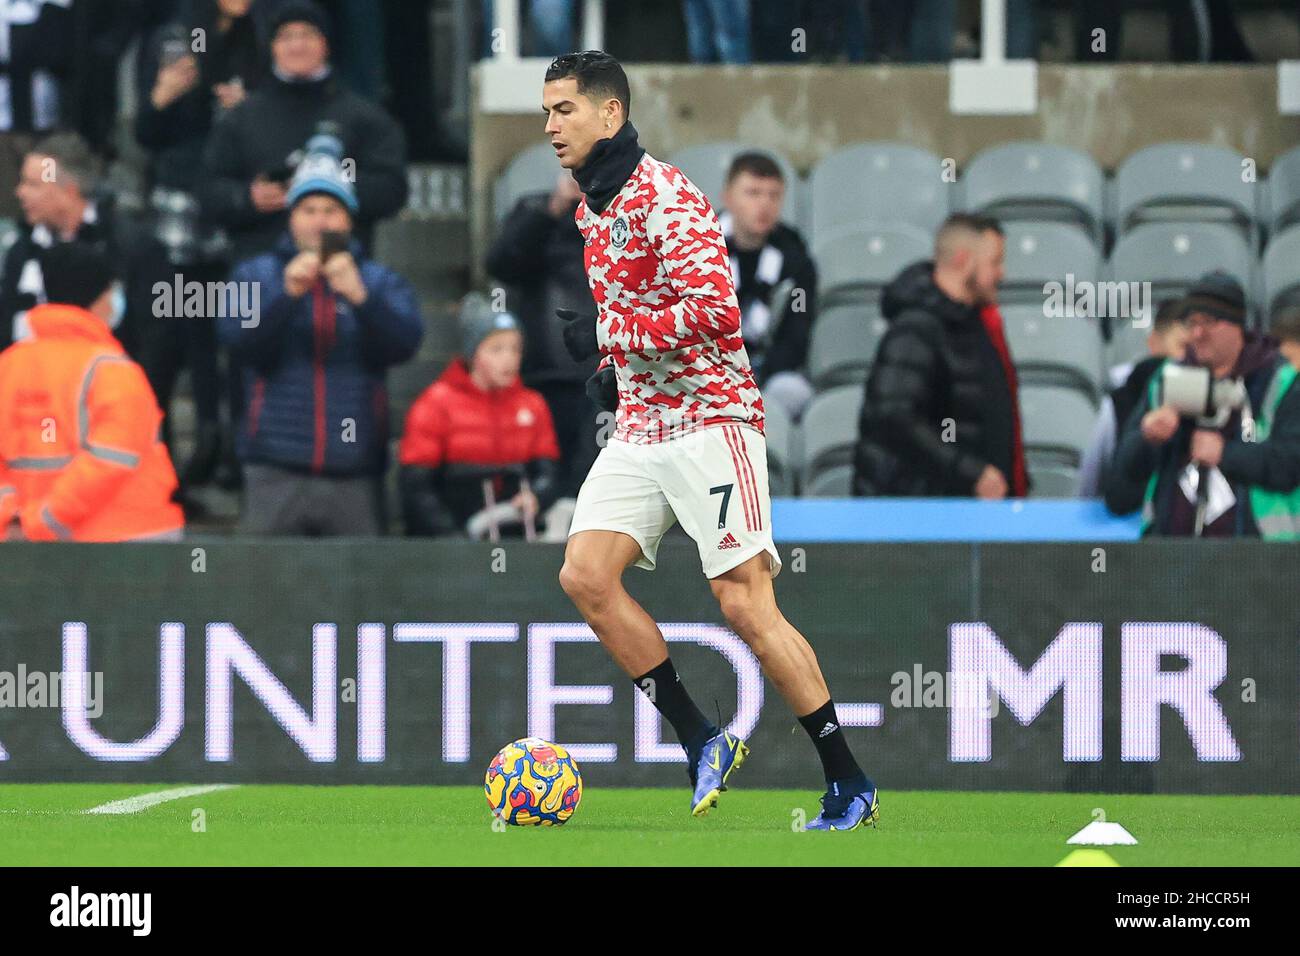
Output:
(485, 737), (583, 826)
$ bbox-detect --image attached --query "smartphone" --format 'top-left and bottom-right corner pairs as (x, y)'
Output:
(160, 38), (189, 67)
(319, 231), (348, 261)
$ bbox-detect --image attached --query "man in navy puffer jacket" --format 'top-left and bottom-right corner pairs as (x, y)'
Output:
(219, 134), (422, 535)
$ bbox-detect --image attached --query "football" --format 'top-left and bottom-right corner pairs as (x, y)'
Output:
(484, 737), (583, 826)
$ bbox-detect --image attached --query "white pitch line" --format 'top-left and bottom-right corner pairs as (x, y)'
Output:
(83, 784), (238, 815)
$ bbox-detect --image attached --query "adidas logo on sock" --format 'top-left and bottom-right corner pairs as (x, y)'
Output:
(817, 721), (838, 738)
(717, 532), (741, 550)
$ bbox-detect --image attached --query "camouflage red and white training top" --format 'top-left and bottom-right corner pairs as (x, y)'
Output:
(576, 152), (765, 444)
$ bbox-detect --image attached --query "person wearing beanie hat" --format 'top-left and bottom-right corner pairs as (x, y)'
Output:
(270, 0), (332, 47)
(217, 158), (423, 535)
(460, 306), (522, 365)
(0, 240), (184, 541)
(399, 299), (561, 539)
(1107, 269), (1300, 538)
(1184, 270), (1247, 327)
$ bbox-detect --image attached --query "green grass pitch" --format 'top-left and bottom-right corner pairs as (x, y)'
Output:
(1, 784), (1296, 866)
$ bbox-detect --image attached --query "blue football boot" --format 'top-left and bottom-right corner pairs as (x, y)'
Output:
(690, 729), (750, 817)
(804, 777), (880, 831)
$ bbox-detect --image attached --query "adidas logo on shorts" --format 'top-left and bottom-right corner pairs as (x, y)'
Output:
(717, 532), (741, 550)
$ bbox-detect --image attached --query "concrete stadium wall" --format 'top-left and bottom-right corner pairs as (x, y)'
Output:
(470, 63), (1299, 282)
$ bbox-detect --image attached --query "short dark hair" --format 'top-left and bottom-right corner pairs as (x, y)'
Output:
(941, 211), (1003, 236)
(726, 152), (783, 185)
(1152, 297), (1188, 332)
(1271, 306), (1300, 344)
(934, 212), (1002, 263)
(40, 241), (116, 309)
(544, 50), (631, 119)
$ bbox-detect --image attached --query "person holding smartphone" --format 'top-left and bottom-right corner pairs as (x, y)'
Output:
(218, 135), (423, 536)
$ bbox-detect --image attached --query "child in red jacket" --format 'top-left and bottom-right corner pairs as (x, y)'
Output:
(399, 307), (560, 537)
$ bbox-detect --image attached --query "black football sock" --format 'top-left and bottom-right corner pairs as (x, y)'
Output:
(633, 658), (718, 756)
(798, 699), (866, 786)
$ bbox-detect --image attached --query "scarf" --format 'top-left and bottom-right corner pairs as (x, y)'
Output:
(573, 120), (645, 213)
(979, 304), (1029, 498)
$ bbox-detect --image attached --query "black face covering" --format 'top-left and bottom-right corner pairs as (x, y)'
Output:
(573, 120), (645, 214)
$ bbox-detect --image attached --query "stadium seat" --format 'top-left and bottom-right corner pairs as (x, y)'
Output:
(1107, 222), (1252, 367)
(809, 143), (949, 241)
(494, 141), (562, 222)
(1000, 222), (1102, 305)
(806, 303), (887, 390)
(1026, 453), (1081, 499)
(802, 465), (854, 498)
(798, 384), (863, 496)
(1001, 304), (1104, 398)
(1262, 225), (1300, 316)
(763, 394), (796, 496)
(813, 222), (931, 306)
(1113, 142), (1259, 240)
(1266, 144), (1300, 235)
(667, 142), (802, 228)
(961, 142), (1105, 242)
(1019, 384), (1098, 465)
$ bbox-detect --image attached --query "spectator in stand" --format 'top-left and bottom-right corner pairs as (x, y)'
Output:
(719, 151), (817, 419)
(0, 132), (164, 360)
(480, 0), (576, 58)
(135, 0), (268, 489)
(1106, 272), (1300, 537)
(486, 170), (599, 499)
(1077, 297), (1189, 497)
(218, 134), (422, 535)
(400, 302), (561, 539)
(0, 0), (78, 220)
(0, 242), (184, 542)
(682, 0), (752, 63)
(200, 0), (408, 263)
(852, 213), (1026, 499)
(1276, 307), (1300, 372)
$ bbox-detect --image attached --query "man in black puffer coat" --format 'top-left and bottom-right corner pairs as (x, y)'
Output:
(200, 0), (407, 263)
(852, 213), (1017, 498)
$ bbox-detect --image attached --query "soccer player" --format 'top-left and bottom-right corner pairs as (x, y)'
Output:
(542, 51), (878, 830)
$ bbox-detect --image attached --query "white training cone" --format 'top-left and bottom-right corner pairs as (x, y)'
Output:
(1067, 821), (1138, 846)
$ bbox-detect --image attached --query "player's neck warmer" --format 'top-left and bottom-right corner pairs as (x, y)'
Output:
(574, 120), (645, 214)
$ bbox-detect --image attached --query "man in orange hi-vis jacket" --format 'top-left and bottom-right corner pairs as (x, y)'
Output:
(0, 242), (183, 542)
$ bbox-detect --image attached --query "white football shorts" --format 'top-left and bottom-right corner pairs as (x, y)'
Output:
(568, 423), (782, 579)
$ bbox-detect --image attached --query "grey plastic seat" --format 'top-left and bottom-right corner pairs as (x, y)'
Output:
(1114, 142), (1258, 238)
(807, 304), (887, 390)
(1107, 222), (1252, 367)
(1262, 225), (1300, 316)
(802, 465), (854, 498)
(668, 142), (802, 226)
(962, 142), (1105, 241)
(1267, 145), (1300, 234)
(1025, 455), (1081, 499)
(814, 222), (931, 306)
(810, 143), (949, 240)
(1001, 304), (1103, 398)
(798, 384), (864, 496)
(1019, 385), (1098, 465)
(762, 394), (795, 497)
(1001, 221), (1102, 305)
(494, 141), (564, 223)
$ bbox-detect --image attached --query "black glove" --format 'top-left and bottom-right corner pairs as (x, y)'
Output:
(557, 308), (601, 361)
(585, 365), (619, 412)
